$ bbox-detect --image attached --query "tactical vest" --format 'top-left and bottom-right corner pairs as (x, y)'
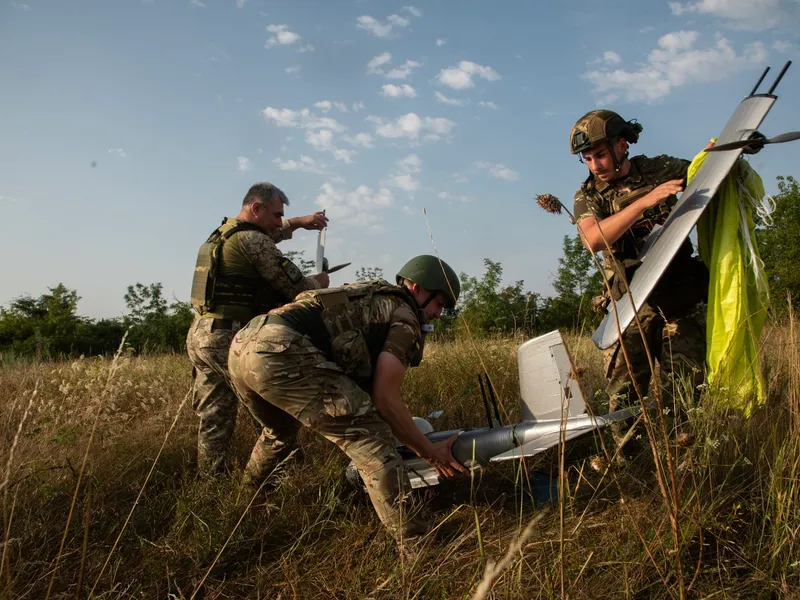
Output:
(268, 279), (426, 383)
(190, 218), (289, 321)
(581, 156), (708, 314)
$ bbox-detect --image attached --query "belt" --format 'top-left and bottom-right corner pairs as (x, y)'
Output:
(210, 318), (242, 332)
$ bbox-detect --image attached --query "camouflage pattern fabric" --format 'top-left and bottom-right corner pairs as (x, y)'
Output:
(228, 228), (320, 301)
(228, 297), (430, 539)
(187, 217), (318, 475)
(573, 154), (708, 446)
(185, 316), (243, 474)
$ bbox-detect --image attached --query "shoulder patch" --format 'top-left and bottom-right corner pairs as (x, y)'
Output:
(279, 256), (303, 283)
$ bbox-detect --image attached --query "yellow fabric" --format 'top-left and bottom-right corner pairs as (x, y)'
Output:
(692, 141), (769, 414)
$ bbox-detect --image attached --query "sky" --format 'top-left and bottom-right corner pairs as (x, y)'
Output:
(2, 0), (800, 319)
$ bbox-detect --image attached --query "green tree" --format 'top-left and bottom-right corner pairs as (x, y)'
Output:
(539, 235), (602, 331)
(283, 250), (317, 275)
(355, 266), (385, 281)
(457, 259), (540, 337)
(123, 282), (192, 353)
(758, 175), (800, 310)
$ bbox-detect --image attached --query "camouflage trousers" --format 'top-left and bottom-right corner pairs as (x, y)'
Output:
(228, 316), (427, 539)
(604, 300), (707, 417)
(186, 316), (245, 475)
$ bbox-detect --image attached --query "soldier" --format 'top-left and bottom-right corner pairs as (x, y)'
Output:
(228, 255), (468, 541)
(187, 182), (330, 476)
(569, 110), (709, 448)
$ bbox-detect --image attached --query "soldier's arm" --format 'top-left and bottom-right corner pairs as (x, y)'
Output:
(372, 352), (467, 478)
(263, 218), (294, 244)
(576, 180), (686, 253)
(239, 230), (324, 298)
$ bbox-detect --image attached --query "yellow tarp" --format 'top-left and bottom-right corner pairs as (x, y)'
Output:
(691, 142), (769, 414)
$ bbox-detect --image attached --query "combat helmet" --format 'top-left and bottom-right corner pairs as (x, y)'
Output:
(569, 109), (643, 155)
(396, 255), (460, 309)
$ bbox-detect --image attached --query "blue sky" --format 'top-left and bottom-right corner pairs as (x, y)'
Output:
(2, 0), (800, 319)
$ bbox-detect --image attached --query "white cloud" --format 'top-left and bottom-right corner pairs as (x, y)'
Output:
(438, 60), (501, 90)
(436, 39), (447, 47)
(262, 107), (345, 132)
(190, 0), (206, 6)
(367, 52), (393, 75)
(12, 2), (30, 9)
(342, 132), (375, 148)
(107, 148), (127, 158)
(366, 113), (456, 141)
(352, 101), (366, 112)
(266, 24), (301, 47)
(603, 51), (622, 64)
(669, 0), (783, 30)
(237, 156), (251, 172)
(273, 155), (333, 176)
(236, 0), (246, 7)
(285, 65), (302, 74)
(390, 174), (419, 192)
(583, 31), (767, 102)
(773, 40), (794, 53)
(314, 101), (350, 114)
(404, 5), (422, 18)
(315, 182), (394, 230)
(298, 44), (315, 53)
(397, 154), (422, 173)
(381, 84), (417, 98)
(306, 130), (355, 163)
(357, 14), (410, 38)
(640, 26), (655, 33)
(386, 59), (423, 79)
(435, 91), (466, 106)
(474, 161), (519, 181)
(478, 101), (498, 110)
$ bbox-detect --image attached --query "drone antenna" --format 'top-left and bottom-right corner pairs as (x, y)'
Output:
(767, 60), (792, 96)
(748, 65), (770, 97)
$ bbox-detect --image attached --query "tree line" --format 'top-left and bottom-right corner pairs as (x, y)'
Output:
(2, 175), (797, 361)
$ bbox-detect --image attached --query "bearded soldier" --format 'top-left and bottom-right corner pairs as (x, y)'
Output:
(569, 110), (709, 449)
(228, 255), (467, 542)
(187, 182), (330, 475)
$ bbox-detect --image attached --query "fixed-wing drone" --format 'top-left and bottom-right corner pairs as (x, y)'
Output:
(592, 60), (799, 350)
(346, 330), (639, 489)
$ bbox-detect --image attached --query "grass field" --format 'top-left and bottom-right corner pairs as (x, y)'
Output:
(1, 321), (799, 599)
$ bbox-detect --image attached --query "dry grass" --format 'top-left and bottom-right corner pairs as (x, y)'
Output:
(0, 321), (798, 599)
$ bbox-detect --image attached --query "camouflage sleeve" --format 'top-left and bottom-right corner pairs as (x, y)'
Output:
(573, 187), (604, 223)
(238, 230), (318, 299)
(652, 155), (691, 184)
(651, 155), (691, 209)
(378, 300), (423, 368)
(264, 218), (294, 244)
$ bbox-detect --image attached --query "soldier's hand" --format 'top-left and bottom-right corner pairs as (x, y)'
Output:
(314, 272), (330, 288)
(300, 211), (329, 231)
(642, 179), (685, 209)
(425, 434), (468, 479)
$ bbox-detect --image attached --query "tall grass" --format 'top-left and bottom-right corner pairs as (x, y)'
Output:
(0, 319), (798, 598)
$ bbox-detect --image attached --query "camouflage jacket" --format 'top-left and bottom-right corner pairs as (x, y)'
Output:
(573, 154), (691, 266)
(268, 281), (425, 384)
(573, 154), (708, 313)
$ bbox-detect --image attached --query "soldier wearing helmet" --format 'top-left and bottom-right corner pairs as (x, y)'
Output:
(570, 110), (709, 455)
(227, 254), (467, 543)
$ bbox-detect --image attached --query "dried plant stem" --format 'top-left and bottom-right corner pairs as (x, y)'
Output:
(88, 386), (191, 598)
(45, 331), (128, 600)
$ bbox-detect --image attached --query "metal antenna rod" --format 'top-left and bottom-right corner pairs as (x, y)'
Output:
(767, 60), (792, 96)
(477, 374), (494, 429)
(486, 375), (503, 426)
(748, 65), (771, 97)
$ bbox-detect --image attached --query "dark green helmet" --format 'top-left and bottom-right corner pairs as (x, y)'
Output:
(570, 109), (643, 155)
(396, 255), (460, 309)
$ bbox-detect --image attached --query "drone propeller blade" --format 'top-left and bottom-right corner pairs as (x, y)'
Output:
(705, 130), (800, 152)
(766, 131), (800, 144)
